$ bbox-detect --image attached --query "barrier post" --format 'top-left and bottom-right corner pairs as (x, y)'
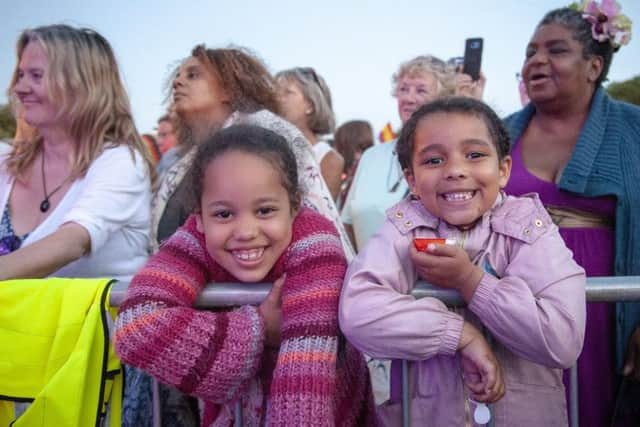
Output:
(109, 277), (640, 427)
(234, 401), (243, 427)
(402, 360), (410, 427)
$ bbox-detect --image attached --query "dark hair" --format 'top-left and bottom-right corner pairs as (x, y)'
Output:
(539, 7), (616, 87)
(334, 120), (374, 173)
(397, 97), (511, 171)
(192, 45), (279, 114)
(187, 124), (300, 213)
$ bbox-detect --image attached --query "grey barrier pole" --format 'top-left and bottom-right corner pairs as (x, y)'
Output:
(234, 401), (243, 427)
(109, 276), (640, 427)
(110, 277), (640, 307)
(570, 364), (579, 427)
(402, 359), (410, 427)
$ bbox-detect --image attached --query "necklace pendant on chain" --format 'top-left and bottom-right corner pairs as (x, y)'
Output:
(40, 199), (50, 213)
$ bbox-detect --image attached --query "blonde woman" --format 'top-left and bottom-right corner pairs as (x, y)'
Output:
(0, 24), (154, 282)
(276, 67), (344, 200)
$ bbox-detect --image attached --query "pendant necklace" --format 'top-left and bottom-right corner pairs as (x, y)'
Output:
(39, 152), (69, 213)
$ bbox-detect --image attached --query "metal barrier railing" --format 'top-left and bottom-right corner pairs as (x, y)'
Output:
(109, 276), (640, 427)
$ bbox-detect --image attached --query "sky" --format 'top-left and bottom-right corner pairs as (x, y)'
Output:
(2, 0), (639, 136)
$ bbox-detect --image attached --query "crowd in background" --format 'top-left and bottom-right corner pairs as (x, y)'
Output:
(1, 1), (639, 426)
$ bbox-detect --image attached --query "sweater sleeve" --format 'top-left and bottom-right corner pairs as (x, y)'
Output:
(339, 219), (464, 360)
(114, 217), (265, 403)
(469, 224), (586, 369)
(265, 210), (346, 425)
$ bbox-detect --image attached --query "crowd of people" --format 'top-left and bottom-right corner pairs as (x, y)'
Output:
(1, 1), (639, 426)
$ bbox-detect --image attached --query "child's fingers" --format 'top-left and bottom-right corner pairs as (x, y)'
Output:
(426, 243), (458, 257)
(464, 378), (486, 395)
(468, 380), (503, 403)
(263, 274), (285, 307)
(465, 362), (504, 403)
(409, 244), (439, 265)
(273, 274), (286, 289)
(481, 361), (498, 393)
(479, 367), (505, 403)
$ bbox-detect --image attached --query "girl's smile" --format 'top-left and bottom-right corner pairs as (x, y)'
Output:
(404, 112), (511, 229)
(196, 150), (297, 283)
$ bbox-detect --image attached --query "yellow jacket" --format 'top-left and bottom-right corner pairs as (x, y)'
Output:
(0, 278), (122, 427)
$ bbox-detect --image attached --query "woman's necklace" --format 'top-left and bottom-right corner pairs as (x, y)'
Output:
(39, 152), (69, 213)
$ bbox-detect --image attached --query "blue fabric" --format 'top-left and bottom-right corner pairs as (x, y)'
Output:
(122, 366), (153, 427)
(340, 140), (409, 250)
(0, 203), (26, 255)
(504, 87), (640, 372)
(122, 365), (198, 427)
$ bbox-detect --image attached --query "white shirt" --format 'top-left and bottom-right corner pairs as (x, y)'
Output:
(0, 144), (151, 282)
(312, 140), (333, 164)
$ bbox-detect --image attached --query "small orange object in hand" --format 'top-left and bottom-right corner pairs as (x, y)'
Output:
(414, 238), (457, 252)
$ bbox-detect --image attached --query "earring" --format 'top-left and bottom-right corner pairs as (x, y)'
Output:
(305, 109), (313, 115)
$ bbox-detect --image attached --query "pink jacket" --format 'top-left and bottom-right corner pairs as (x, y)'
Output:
(339, 193), (586, 426)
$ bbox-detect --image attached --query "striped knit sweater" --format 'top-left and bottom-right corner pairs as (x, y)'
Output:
(114, 207), (376, 427)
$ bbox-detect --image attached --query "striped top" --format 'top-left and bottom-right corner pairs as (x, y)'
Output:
(114, 207), (376, 426)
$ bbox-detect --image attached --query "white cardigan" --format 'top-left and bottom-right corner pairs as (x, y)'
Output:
(0, 144), (151, 282)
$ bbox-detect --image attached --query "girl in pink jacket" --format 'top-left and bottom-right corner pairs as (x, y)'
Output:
(340, 97), (585, 426)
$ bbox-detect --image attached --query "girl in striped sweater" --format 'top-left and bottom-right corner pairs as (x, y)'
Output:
(114, 124), (376, 426)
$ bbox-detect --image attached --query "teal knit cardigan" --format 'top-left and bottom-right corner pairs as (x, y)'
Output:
(504, 87), (640, 371)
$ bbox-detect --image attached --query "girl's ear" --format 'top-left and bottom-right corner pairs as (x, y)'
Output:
(290, 193), (302, 216)
(195, 213), (205, 233)
(498, 155), (512, 189)
(403, 168), (417, 197)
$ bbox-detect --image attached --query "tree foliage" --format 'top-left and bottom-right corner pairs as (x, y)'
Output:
(0, 104), (16, 140)
(607, 75), (640, 106)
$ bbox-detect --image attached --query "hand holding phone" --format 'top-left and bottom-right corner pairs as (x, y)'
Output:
(463, 38), (483, 81)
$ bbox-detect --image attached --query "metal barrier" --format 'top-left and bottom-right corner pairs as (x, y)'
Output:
(109, 276), (640, 427)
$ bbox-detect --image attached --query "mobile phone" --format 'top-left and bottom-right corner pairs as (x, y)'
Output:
(413, 238), (457, 252)
(463, 38), (483, 81)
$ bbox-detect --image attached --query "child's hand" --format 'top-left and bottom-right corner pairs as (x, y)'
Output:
(458, 322), (505, 403)
(259, 275), (285, 348)
(409, 241), (484, 302)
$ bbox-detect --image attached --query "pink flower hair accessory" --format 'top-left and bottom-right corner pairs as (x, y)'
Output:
(570, 0), (632, 48)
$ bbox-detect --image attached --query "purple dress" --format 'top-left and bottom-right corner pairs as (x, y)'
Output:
(504, 141), (617, 427)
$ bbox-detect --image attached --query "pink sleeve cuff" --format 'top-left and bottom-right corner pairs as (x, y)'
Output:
(468, 272), (501, 315)
(439, 311), (465, 355)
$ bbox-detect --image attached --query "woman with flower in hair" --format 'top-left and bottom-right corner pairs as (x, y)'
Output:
(503, 2), (639, 425)
(0, 24), (154, 282)
(276, 67), (344, 201)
